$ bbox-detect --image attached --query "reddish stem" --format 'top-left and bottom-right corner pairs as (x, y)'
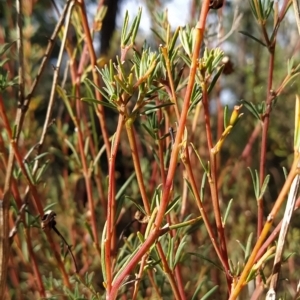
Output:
(258, 48), (275, 237)
(106, 114), (125, 292)
(202, 82), (229, 276)
(108, 2), (211, 298)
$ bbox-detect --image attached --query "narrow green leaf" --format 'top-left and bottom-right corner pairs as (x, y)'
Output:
(239, 31), (267, 47)
(43, 202), (57, 212)
(223, 198), (233, 225)
(174, 236), (187, 268)
(188, 252), (223, 271)
(254, 169), (260, 199)
(0, 41), (16, 55)
(81, 97), (117, 111)
(200, 173), (206, 201)
(236, 239), (246, 254)
(168, 27), (180, 54)
(126, 196), (147, 216)
(34, 152), (49, 161)
(116, 172), (136, 200)
(112, 247), (141, 285)
(121, 11), (129, 46)
(35, 161), (49, 183)
(258, 174), (270, 199)
(24, 161), (35, 184)
(200, 285), (218, 300)
(184, 178), (196, 201)
(64, 138), (81, 167)
(224, 105), (229, 129)
(282, 167), (288, 179)
(190, 143), (208, 172)
(101, 222), (107, 283)
(208, 65), (224, 93)
(130, 8), (142, 44)
(141, 123), (156, 140)
(84, 77), (104, 94)
(245, 232), (253, 262)
(241, 99), (261, 121)
(191, 277), (207, 300)
(165, 233), (172, 264)
(248, 167), (259, 200)
(85, 221), (95, 243)
(0, 58), (10, 68)
(56, 85), (75, 119)
(170, 216), (202, 231)
(165, 196), (181, 215)
(142, 102), (174, 115)
(123, 9), (142, 46)
(169, 237), (174, 269)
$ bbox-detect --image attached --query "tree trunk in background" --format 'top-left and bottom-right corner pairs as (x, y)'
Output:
(100, 0), (120, 55)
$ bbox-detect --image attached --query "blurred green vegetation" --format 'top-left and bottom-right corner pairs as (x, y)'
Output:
(1, 0), (300, 299)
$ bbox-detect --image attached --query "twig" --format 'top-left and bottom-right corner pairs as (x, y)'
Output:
(266, 161), (300, 298)
(216, 7), (243, 46)
(41, 210), (79, 273)
(293, 0), (300, 35)
(9, 0), (75, 241)
(0, 0), (26, 297)
(229, 157), (300, 300)
(0, 2), (75, 297)
(108, 1), (212, 298)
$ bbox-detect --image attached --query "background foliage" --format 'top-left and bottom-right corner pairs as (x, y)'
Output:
(1, 0), (300, 299)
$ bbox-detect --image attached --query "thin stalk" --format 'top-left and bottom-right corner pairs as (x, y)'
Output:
(161, 46), (180, 121)
(106, 113), (125, 292)
(258, 48), (275, 237)
(267, 162), (300, 295)
(146, 269), (162, 299)
(0, 97), (71, 287)
(44, 230), (71, 288)
(229, 157), (299, 300)
(201, 81), (213, 149)
(0, 2), (73, 295)
(157, 133), (186, 299)
(156, 243), (183, 300)
(78, 0), (111, 161)
(26, 0), (72, 107)
(16, 0), (24, 106)
(73, 115), (99, 245)
(183, 147), (231, 291)
(1, 115), (45, 298)
(24, 228), (46, 297)
(23, 0), (75, 206)
(132, 254), (148, 300)
(255, 196), (300, 262)
(125, 118), (151, 215)
(108, 2), (211, 298)
(202, 81), (229, 271)
(174, 258), (186, 300)
(257, 0), (290, 239)
(293, 0), (300, 34)
(0, 0), (26, 293)
(131, 255), (162, 300)
(157, 134), (167, 185)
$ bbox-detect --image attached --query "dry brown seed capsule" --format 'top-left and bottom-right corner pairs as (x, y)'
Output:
(209, 0), (224, 10)
(41, 210), (56, 230)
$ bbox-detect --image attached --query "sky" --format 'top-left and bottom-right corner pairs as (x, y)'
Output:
(117, 0), (238, 108)
(117, 0), (193, 34)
